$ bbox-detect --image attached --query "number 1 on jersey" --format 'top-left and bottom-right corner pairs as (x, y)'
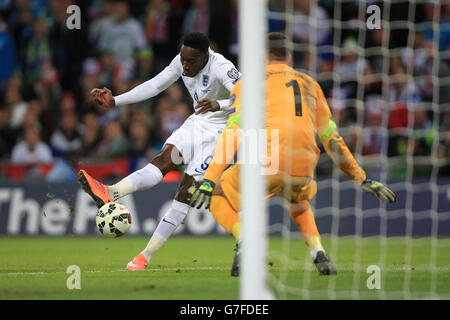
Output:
(285, 80), (302, 117)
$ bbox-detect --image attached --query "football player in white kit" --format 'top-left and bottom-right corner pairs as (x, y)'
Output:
(78, 33), (241, 270)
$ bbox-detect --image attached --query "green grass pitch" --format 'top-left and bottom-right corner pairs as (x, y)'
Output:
(0, 236), (449, 300)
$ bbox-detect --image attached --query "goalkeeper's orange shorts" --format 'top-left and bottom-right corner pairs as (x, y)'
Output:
(218, 165), (318, 210)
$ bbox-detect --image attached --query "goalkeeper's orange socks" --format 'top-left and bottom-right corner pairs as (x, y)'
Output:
(289, 200), (325, 259)
(209, 195), (241, 241)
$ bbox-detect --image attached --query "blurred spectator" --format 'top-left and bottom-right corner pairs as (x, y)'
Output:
(337, 37), (370, 78)
(97, 0), (148, 79)
(59, 91), (76, 113)
(387, 58), (424, 161)
(82, 57), (101, 91)
(11, 124), (52, 164)
(8, 2), (34, 76)
(135, 48), (154, 83)
(228, 0), (239, 63)
(411, 106), (436, 155)
(157, 95), (190, 141)
(334, 37), (371, 100)
(4, 81), (28, 129)
(166, 82), (188, 105)
(24, 15), (49, 85)
(127, 119), (151, 159)
(88, 0), (115, 46)
(366, 27), (387, 74)
(422, 1), (450, 55)
(362, 96), (387, 156)
(80, 58), (102, 110)
(182, 0), (209, 36)
(292, 0), (332, 68)
(293, 0), (331, 45)
(45, 150), (79, 182)
(80, 111), (101, 157)
(141, 0), (185, 75)
(0, 13), (15, 89)
(411, 105), (437, 176)
(0, 105), (16, 157)
(437, 129), (450, 175)
(49, 0), (88, 94)
(96, 120), (128, 158)
(98, 50), (116, 88)
(49, 110), (82, 157)
(20, 101), (40, 132)
(388, 58), (422, 111)
(143, 0), (172, 69)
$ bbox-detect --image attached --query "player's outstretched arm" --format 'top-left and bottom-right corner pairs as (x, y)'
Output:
(360, 179), (397, 203)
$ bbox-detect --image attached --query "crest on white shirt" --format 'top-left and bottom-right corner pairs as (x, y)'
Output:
(202, 75), (209, 86)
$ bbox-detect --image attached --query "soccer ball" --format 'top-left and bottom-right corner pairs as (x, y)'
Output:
(96, 202), (132, 238)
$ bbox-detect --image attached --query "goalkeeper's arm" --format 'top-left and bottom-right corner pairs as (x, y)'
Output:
(315, 82), (396, 203)
(319, 121), (396, 203)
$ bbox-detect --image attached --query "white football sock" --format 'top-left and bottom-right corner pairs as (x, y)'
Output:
(108, 163), (163, 201)
(142, 200), (190, 262)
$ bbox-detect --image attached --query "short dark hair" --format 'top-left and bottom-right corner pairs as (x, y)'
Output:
(182, 32), (210, 53)
(268, 32), (287, 59)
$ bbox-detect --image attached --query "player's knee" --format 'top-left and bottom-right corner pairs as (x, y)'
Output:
(151, 145), (181, 175)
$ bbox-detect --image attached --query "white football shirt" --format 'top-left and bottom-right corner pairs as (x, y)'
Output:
(114, 48), (241, 125)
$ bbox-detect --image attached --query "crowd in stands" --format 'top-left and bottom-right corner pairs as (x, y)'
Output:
(0, 0), (449, 181)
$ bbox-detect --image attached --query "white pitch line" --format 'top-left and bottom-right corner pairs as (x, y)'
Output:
(2, 264), (449, 276)
(2, 266), (229, 276)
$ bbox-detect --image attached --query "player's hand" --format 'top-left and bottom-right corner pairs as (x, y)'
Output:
(195, 99), (220, 115)
(360, 179), (397, 203)
(90, 87), (115, 111)
(187, 179), (216, 209)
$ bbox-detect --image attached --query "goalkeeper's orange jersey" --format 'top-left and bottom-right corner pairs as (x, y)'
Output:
(203, 62), (366, 184)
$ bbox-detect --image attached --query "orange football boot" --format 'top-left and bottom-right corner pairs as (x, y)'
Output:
(78, 169), (113, 208)
(126, 253), (148, 270)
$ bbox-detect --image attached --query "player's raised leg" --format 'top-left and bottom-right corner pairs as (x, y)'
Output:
(127, 173), (195, 270)
(78, 144), (180, 208)
(288, 200), (336, 276)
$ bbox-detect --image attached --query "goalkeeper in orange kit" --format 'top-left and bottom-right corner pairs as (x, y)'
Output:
(187, 32), (396, 277)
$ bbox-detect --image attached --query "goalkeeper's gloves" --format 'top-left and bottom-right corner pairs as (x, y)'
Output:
(360, 179), (397, 203)
(187, 179), (216, 209)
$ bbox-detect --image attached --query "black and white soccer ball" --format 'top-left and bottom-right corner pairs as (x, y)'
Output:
(96, 202), (132, 238)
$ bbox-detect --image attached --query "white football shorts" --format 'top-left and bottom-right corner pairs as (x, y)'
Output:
(164, 114), (226, 181)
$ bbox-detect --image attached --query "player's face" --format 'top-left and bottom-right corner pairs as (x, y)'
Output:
(180, 46), (208, 77)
